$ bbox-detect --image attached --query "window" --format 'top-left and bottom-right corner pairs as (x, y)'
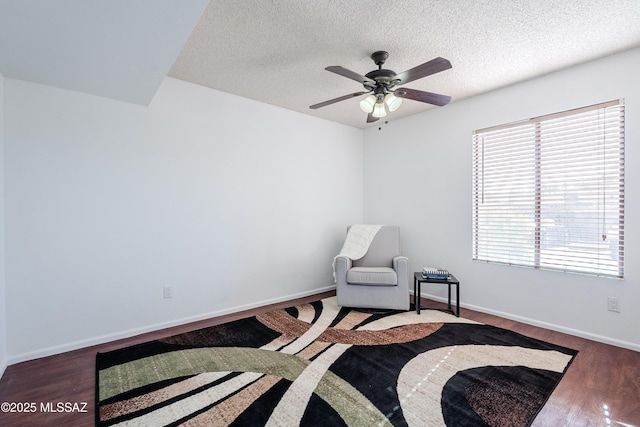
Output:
(472, 100), (625, 278)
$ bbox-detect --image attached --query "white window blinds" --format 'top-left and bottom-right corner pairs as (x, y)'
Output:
(472, 100), (625, 278)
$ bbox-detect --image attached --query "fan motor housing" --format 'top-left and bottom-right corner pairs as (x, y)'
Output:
(364, 69), (398, 91)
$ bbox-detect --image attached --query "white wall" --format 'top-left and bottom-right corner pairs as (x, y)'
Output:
(0, 71), (7, 377)
(4, 49), (638, 367)
(4, 77), (363, 362)
(363, 48), (640, 351)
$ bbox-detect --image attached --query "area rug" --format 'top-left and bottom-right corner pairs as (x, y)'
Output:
(96, 297), (577, 426)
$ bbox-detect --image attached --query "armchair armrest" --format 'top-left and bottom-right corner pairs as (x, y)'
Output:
(334, 255), (352, 286)
(392, 256), (408, 269)
(393, 256), (409, 286)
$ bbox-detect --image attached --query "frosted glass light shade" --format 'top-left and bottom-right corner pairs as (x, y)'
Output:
(359, 94), (376, 113)
(385, 93), (403, 111)
(372, 101), (387, 118)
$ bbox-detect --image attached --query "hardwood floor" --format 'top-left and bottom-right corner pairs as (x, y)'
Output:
(1, 291), (638, 426)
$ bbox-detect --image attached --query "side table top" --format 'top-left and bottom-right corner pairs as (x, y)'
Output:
(414, 271), (459, 284)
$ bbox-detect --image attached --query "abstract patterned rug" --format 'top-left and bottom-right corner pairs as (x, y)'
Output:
(96, 297), (577, 426)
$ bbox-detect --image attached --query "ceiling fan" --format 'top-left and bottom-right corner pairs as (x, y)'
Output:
(310, 51), (452, 123)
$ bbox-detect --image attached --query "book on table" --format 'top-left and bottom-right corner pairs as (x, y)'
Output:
(422, 267), (450, 279)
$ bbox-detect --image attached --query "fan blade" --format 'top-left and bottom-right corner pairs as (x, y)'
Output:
(367, 113), (379, 123)
(394, 88), (451, 106)
(309, 91), (368, 109)
(326, 66), (376, 85)
(394, 57), (451, 86)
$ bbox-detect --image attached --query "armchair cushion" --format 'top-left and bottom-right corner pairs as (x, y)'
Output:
(347, 267), (397, 285)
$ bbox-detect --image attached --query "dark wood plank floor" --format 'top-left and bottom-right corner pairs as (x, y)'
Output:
(1, 291), (639, 426)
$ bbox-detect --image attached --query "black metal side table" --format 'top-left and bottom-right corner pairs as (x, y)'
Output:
(413, 272), (460, 317)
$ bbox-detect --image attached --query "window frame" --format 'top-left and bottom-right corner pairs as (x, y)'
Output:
(472, 100), (625, 278)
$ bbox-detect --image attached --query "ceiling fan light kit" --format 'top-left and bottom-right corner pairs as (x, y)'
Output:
(359, 92), (402, 117)
(359, 94), (377, 113)
(385, 93), (402, 112)
(310, 51), (452, 123)
(372, 99), (387, 118)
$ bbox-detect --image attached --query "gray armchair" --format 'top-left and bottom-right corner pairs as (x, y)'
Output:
(335, 225), (410, 310)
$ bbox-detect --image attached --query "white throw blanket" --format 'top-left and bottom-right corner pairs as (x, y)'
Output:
(333, 224), (383, 282)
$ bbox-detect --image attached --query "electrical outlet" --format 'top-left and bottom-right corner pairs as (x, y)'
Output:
(607, 296), (620, 313)
(163, 286), (174, 299)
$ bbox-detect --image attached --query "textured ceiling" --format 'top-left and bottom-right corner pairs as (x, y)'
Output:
(169, 0), (640, 128)
(1, 1), (639, 128)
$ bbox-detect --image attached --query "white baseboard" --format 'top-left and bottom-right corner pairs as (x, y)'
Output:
(8, 285), (337, 365)
(11, 286), (636, 366)
(419, 292), (640, 353)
